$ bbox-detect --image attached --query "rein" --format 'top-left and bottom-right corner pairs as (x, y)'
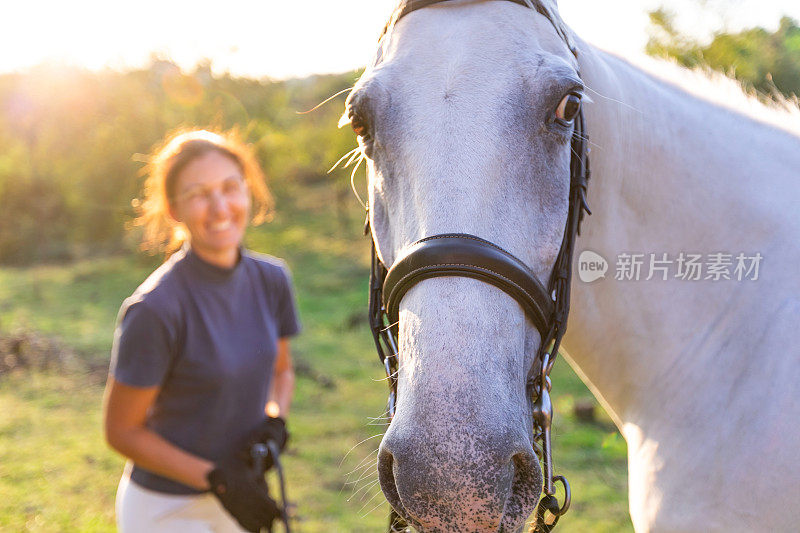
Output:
(366, 1), (591, 531)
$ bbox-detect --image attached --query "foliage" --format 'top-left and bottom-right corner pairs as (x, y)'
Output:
(0, 61), (359, 265)
(646, 9), (800, 98)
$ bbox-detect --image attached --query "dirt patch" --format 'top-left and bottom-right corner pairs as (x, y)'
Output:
(294, 356), (336, 389)
(0, 330), (80, 375)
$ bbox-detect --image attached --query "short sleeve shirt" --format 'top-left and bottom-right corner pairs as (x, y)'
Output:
(109, 246), (301, 494)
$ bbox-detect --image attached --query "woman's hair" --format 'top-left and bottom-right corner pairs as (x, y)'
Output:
(134, 128), (273, 254)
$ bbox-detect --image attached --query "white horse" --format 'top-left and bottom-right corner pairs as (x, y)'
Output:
(343, 0), (800, 531)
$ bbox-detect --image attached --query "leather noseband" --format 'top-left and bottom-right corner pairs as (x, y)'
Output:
(383, 233), (554, 337)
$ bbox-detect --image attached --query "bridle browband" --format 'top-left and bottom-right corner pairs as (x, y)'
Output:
(366, 1), (591, 532)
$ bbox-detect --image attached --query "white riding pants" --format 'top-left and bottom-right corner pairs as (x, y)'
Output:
(116, 473), (247, 533)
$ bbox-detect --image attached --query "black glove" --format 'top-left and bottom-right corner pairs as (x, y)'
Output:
(253, 416), (289, 450)
(242, 416), (289, 472)
(207, 456), (281, 533)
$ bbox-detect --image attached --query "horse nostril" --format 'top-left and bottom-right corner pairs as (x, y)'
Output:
(377, 446), (405, 516)
(512, 449), (542, 491)
(499, 449), (543, 529)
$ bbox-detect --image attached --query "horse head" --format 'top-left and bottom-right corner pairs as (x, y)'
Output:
(344, 1), (584, 530)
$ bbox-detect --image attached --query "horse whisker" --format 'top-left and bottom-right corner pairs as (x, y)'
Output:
(328, 146), (361, 173)
(341, 432), (385, 463)
(571, 131), (604, 151)
(359, 490), (389, 517)
(344, 467), (378, 490)
(342, 146), (364, 169)
(350, 153), (368, 210)
(343, 457), (379, 482)
(348, 478), (382, 502)
(357, 479), (383, 502)
(372, 364), (403, 383)
(341, 447), (379, 473)
(380, 320), (399, 333)
(296, 87), (353, 115)
(583, 83), (642, 114)
(345, 471), (379, 493)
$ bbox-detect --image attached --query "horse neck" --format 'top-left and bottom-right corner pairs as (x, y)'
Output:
(562, 43), (800, 432)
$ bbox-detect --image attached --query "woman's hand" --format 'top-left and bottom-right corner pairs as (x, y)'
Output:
(252, 417), (289, 450)
(240, 416), (289, 474)
(206, 454), (281, 533)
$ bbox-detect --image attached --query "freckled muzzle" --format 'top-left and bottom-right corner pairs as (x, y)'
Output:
(378, 423), (542, 532)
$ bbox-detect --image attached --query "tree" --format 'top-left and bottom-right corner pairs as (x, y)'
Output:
(0, 61), (358, 264)
(647, 10), (800, 98)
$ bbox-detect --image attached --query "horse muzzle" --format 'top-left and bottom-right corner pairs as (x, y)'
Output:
(378, 422), (542, 532)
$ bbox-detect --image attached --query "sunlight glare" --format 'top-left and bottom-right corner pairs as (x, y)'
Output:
(3, 0), (799, 79)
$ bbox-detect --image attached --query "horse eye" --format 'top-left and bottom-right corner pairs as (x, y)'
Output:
(350, 112), (369, 137)
(555, 93), (582, 124)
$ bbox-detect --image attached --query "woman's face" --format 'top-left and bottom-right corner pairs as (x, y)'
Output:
(170, 150), (250, 267)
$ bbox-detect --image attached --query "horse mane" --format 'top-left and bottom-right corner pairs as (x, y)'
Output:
(620, 51), (800, 137)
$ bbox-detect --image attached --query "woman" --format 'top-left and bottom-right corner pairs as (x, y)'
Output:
(103, 129), (300, 533)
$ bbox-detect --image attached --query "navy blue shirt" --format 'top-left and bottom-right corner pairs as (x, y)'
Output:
(110, 246), (301, 494)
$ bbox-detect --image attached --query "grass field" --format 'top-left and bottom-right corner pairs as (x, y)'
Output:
(0, 184), (632, 532)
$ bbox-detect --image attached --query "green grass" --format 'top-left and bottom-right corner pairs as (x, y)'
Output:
(0, 186), (632, 532)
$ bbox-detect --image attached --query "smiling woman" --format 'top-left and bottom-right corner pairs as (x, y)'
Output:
(136, 129), (272, 259)
(103, 129), (301, 532)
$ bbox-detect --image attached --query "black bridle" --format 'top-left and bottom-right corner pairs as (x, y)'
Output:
(366, 1), (591, 531)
